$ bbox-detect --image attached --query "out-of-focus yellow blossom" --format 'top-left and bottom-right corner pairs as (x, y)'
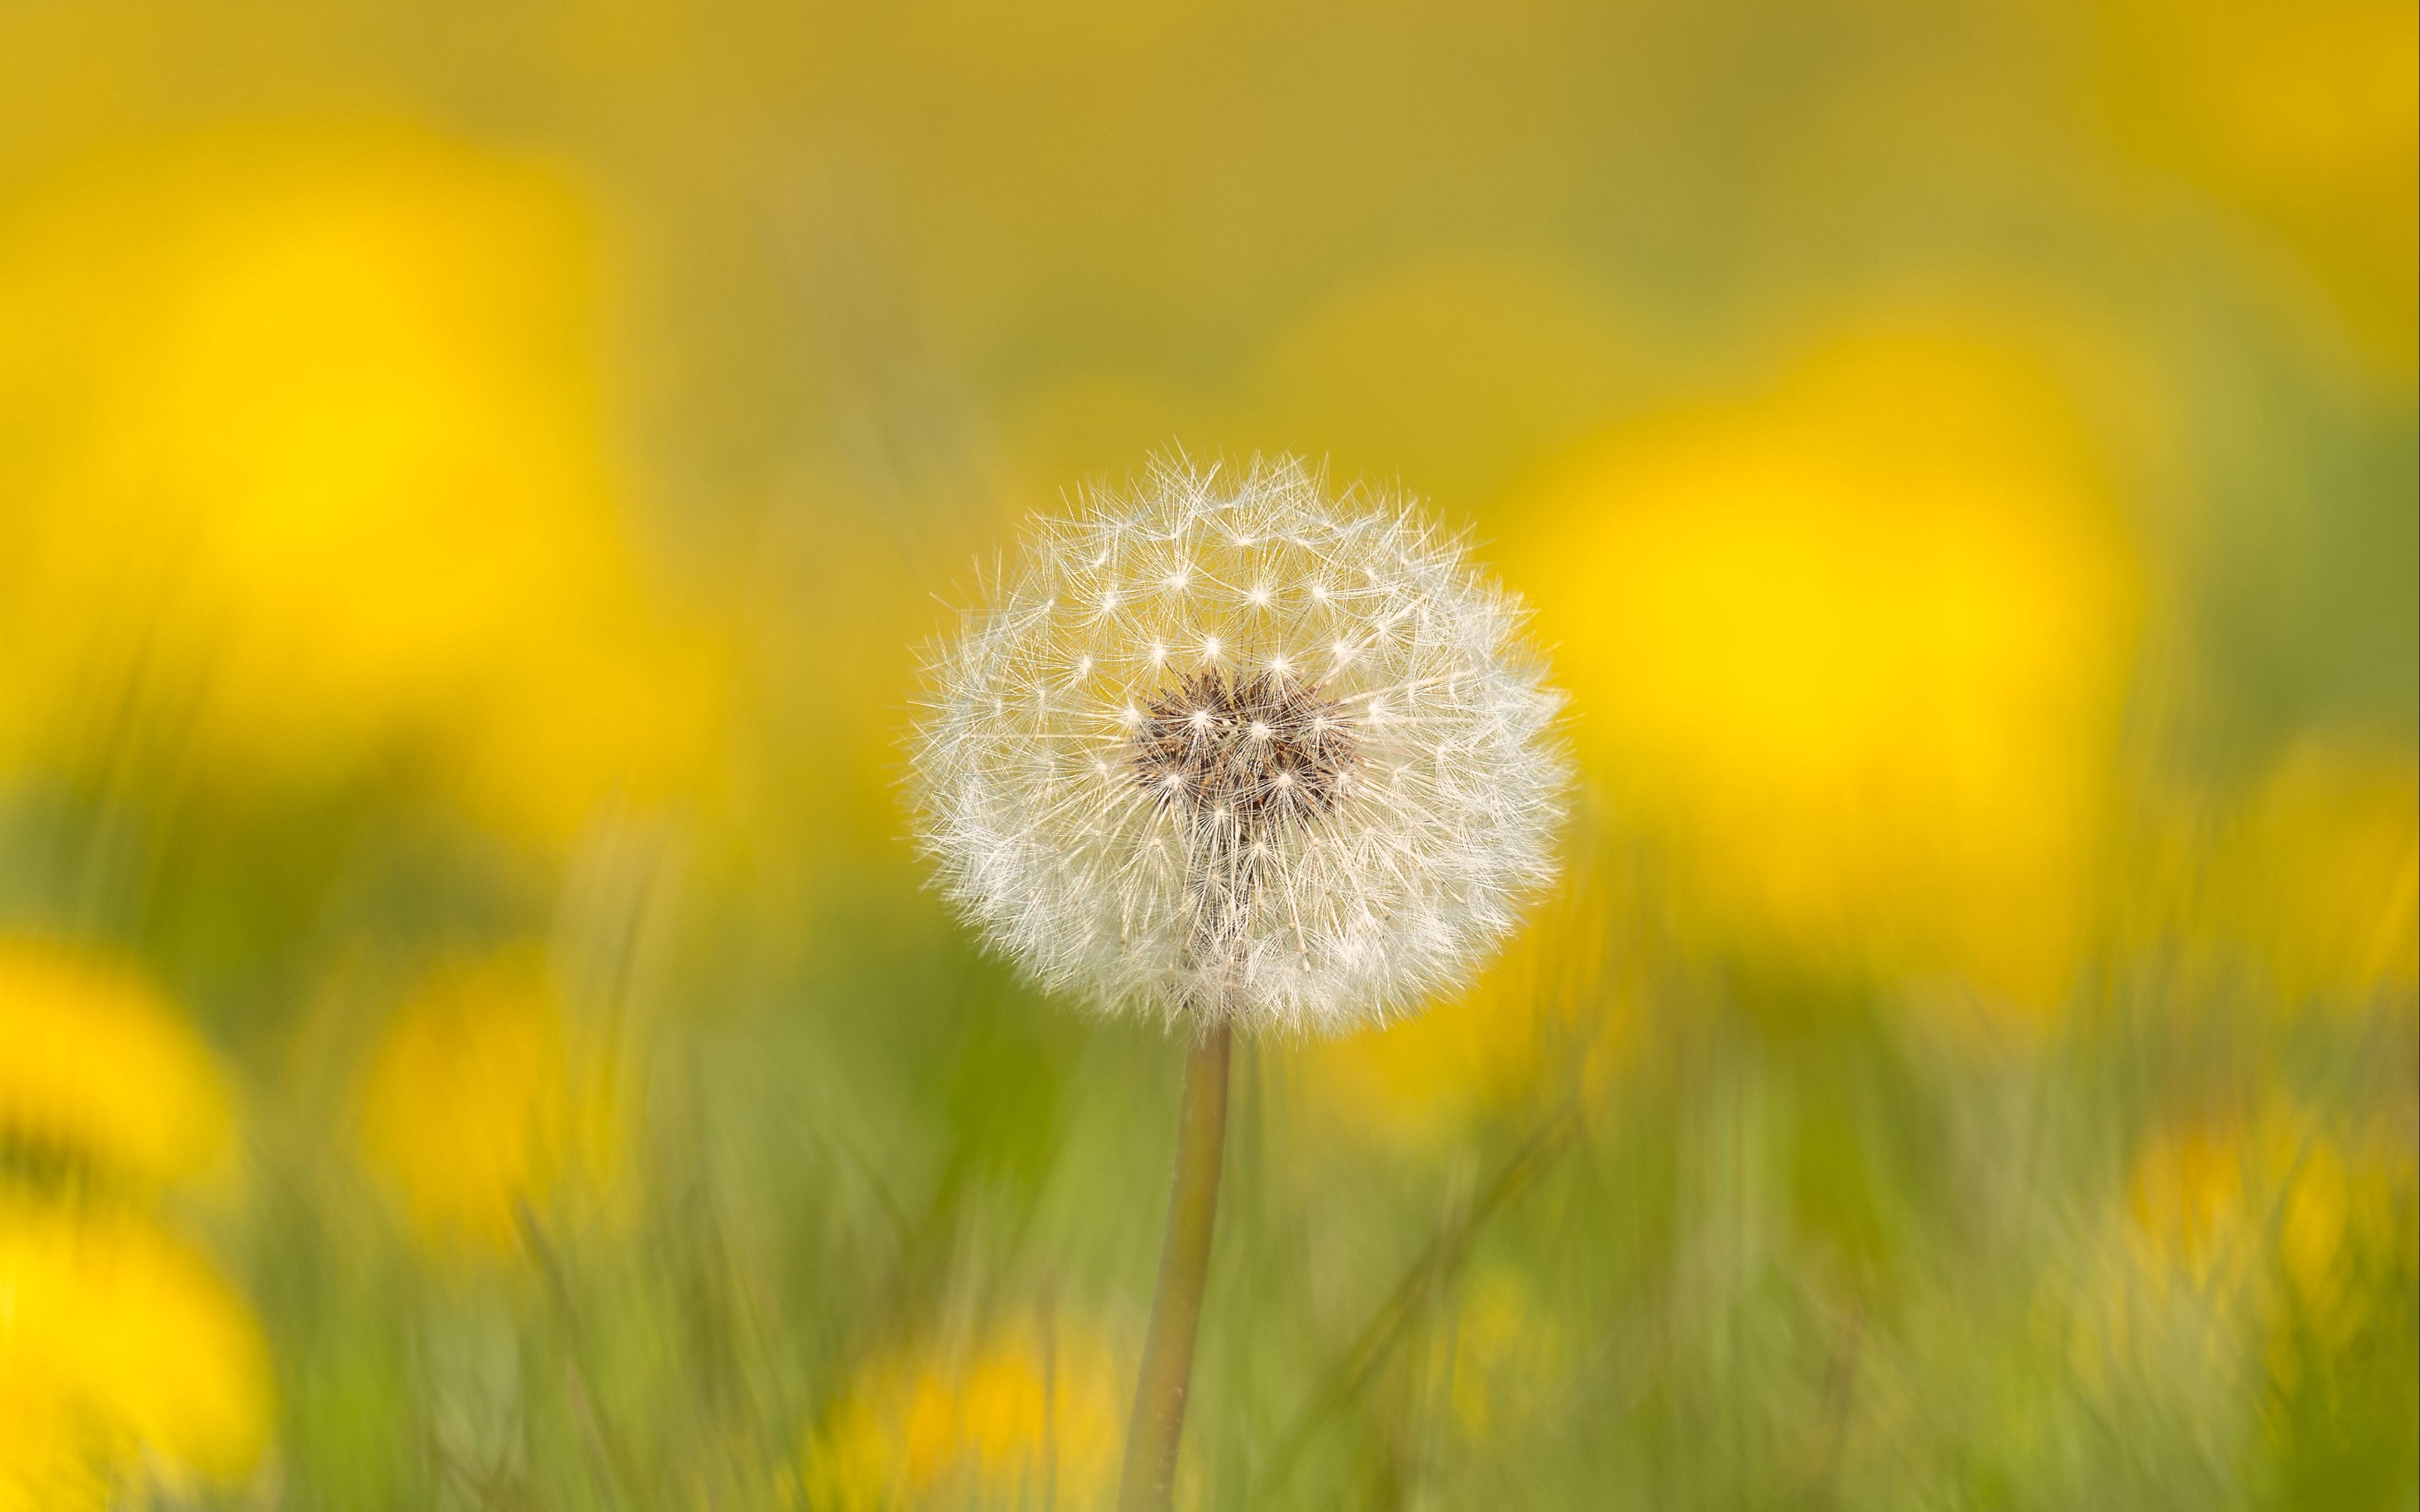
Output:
(0, 1199), (272, 1497)
(0, 937), (232, 1191)
(2061, 1108), (2274, 1402)
(2228, 737), (2418, 1005)
(2125, 1114), (2262, 1292)
(2091, 0), (2418, 375)
(2271, 1120), (2419, 1349)
(1512, 328), (2142, 1016)
(0, 1380), (107, 1512)
(2100, 1103), (2418, 1362)
(0, 127), (722, 846)
(358, 949), (625, 1257)
(803, 1317), (1125, 1511)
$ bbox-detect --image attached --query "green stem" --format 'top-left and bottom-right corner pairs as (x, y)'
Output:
(1118, 1020), (1233, 1512)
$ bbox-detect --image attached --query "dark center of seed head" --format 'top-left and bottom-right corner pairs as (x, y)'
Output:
(1132, 668), (1356, 835)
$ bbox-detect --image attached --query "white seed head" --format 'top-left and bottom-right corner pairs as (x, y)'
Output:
(909, 457), (1570, 1036)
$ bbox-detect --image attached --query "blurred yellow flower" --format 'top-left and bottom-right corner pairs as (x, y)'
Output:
(0, 127), (722, 846)
(1512, 327), (2143, 1015)
(2228, 736), (2419, 1005)
(0, 937), (233, 1192)
(358, 949), (625, 1257)
(0, 1198), (272, 1498)
(2111, 1102), (2417, 1351)
(2288, 1136), (2417, 1363)
(804, 1317), (1125, 1511)
(0, 1375), (109, 1512)
(2126, 1116), (2261, 1292)
(2061, 1108), (2271, 1404)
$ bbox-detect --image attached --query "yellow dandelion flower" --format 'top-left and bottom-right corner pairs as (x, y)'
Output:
(2077, 1102), (2419, 1392)
(358, 949), (625, 1257)
(2230, 736), (2419, 1007)
(2268, 1114), (2417, 1348)
(0, 1377), (108, 1512)
(2126, 1116), (2259, 1291)
(0, 1199), (272, 1496)
(804, 1319), (1126, 1511)
(1512, 325), (2142, 1016)
(0, 127), (723, 847)
(2060, 1113), (2263, 1404)
(0, 937), (233, 1191)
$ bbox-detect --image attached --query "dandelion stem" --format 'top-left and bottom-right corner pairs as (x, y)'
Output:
(1118, 1019), (1232, 1512)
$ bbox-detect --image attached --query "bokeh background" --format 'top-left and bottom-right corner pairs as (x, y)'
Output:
(1, 1), (2414, 1507)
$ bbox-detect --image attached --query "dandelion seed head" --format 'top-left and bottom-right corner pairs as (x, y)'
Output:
(910, 456), (1569, 1034)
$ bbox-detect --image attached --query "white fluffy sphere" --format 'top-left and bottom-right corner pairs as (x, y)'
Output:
(911, 457), (1569, 1036)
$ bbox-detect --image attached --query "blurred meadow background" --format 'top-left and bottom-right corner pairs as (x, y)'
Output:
(1, 1), (2414, 1508)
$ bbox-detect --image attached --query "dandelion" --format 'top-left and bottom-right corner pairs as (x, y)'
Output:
(0, 937), (233, 1193)
(1512, 328), (2140, 1014)
(0, 940), (266, 1501)
(913, 455), (1565, 1035)
(803, 1316), (1126, 1511)
(358, 948), (625, 1257)
(0, 1198), (272, 1499)
(911, 456), (1567, 1507)
(0, 134), (724, 848)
